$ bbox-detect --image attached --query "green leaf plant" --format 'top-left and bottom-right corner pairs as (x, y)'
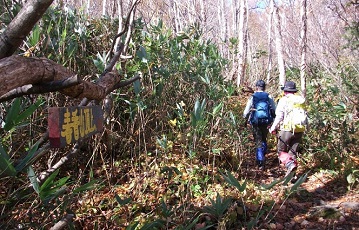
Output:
(0, 97), (43, 178)
(220, 170), (246, 192)
(3, 97), (43, 132)
(202, 193), (232, 221)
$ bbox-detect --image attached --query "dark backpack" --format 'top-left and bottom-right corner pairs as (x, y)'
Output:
(250, 92), (274, 125)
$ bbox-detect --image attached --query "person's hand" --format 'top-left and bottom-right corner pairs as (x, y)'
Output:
(242, 118), (248, 127)
(269, 126), (277, 135)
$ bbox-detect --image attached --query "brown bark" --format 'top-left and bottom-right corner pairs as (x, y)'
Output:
(0, 0), (55, 59)
(0, 56), (122, 101)
(0, 75), (81, 102)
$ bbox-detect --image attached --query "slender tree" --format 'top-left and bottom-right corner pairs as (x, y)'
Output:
(86, 0), (91, 15)
(273, 0), (286, 86)
(114, 0), (124, 51)
(266, 0), (274, 83)
(102, 0), (107, 16)
(237, 0), (248, 87)
(199, 0), (205, 23)
(300, 0), (307, 98)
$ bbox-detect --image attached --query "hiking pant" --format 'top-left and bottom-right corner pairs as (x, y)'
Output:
(252, 125), (268, 164)
(277, 130), (303, 166)
(252, 125), (268, 149)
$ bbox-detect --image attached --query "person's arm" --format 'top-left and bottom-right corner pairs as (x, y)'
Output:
(268, 95), (276, 118)
(243, 97), (253, 119)
(268, 95), (276, 111)
(269, 97), (285, 132)
(304, 110), (310, 132)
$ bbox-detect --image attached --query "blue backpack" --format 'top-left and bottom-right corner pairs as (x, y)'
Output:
(250, 92), (273, 125)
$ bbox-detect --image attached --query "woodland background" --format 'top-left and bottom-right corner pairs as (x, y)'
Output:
(0, 0), (358, 229)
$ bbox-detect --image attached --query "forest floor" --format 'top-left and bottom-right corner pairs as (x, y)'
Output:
(3, 95), (358, 229)
(71, 143), (359, 230)
(1, 140), (358, 229)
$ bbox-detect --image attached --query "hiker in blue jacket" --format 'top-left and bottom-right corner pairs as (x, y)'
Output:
(243, 80), (276, 170)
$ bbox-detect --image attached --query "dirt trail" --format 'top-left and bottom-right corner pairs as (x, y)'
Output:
(242, 150), (359, 229)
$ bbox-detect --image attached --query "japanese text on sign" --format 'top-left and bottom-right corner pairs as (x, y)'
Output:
(48, 106), (103, 148)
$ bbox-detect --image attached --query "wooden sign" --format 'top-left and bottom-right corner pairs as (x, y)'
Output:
(48, 106), (103, 148)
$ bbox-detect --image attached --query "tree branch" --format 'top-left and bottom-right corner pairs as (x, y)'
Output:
(0, 75), (81, 102)
(39, 142), (82, 181)
(0, 56), (123, 101)
(109, 0), (141, 57)
(0, 0), (55, 58)
(49, 214), (75, 230)
(113, 74), (141, 90)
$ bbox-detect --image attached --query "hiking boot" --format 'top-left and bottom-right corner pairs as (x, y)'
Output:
(256, 147), (265, 169)
(258, 160), (265, 170)
(285, 163), (297, 178)
(262, 142), (268, 154)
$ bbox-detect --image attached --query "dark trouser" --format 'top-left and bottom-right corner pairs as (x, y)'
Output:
(252, 125), (269, 165)
(277, 130), (304, 167)
(252, 125), (268, 148)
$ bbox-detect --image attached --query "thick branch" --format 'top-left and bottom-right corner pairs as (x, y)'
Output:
(0, 0), (55, 59)
(0, 75), (81, 102)
(49, 214), (75, 230)
(0, 56), (122, 101)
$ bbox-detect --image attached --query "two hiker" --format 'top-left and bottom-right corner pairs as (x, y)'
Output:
(244, 80), (309, 176)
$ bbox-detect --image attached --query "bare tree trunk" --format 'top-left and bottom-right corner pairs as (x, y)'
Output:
(232, 0), (239, 68)
(111, 0), (116, 18)
(199, 0), (205, 23)
(273, 0), (286, 87)
(217, 0), (225, 55)
(236, 0), (247, 87)
(172, 0), (181, 32)
(102, 0), (107, 16)
(114, 0), (123, 51)
(235, 0), (240, 32)
(223, 0), (229, 58)
(266, 0), (274, 83)
(123, 0), (136, 54)
(300, 0), (307, 98)
(86, 0), (91, 15)
(188, 0), (196, 24)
